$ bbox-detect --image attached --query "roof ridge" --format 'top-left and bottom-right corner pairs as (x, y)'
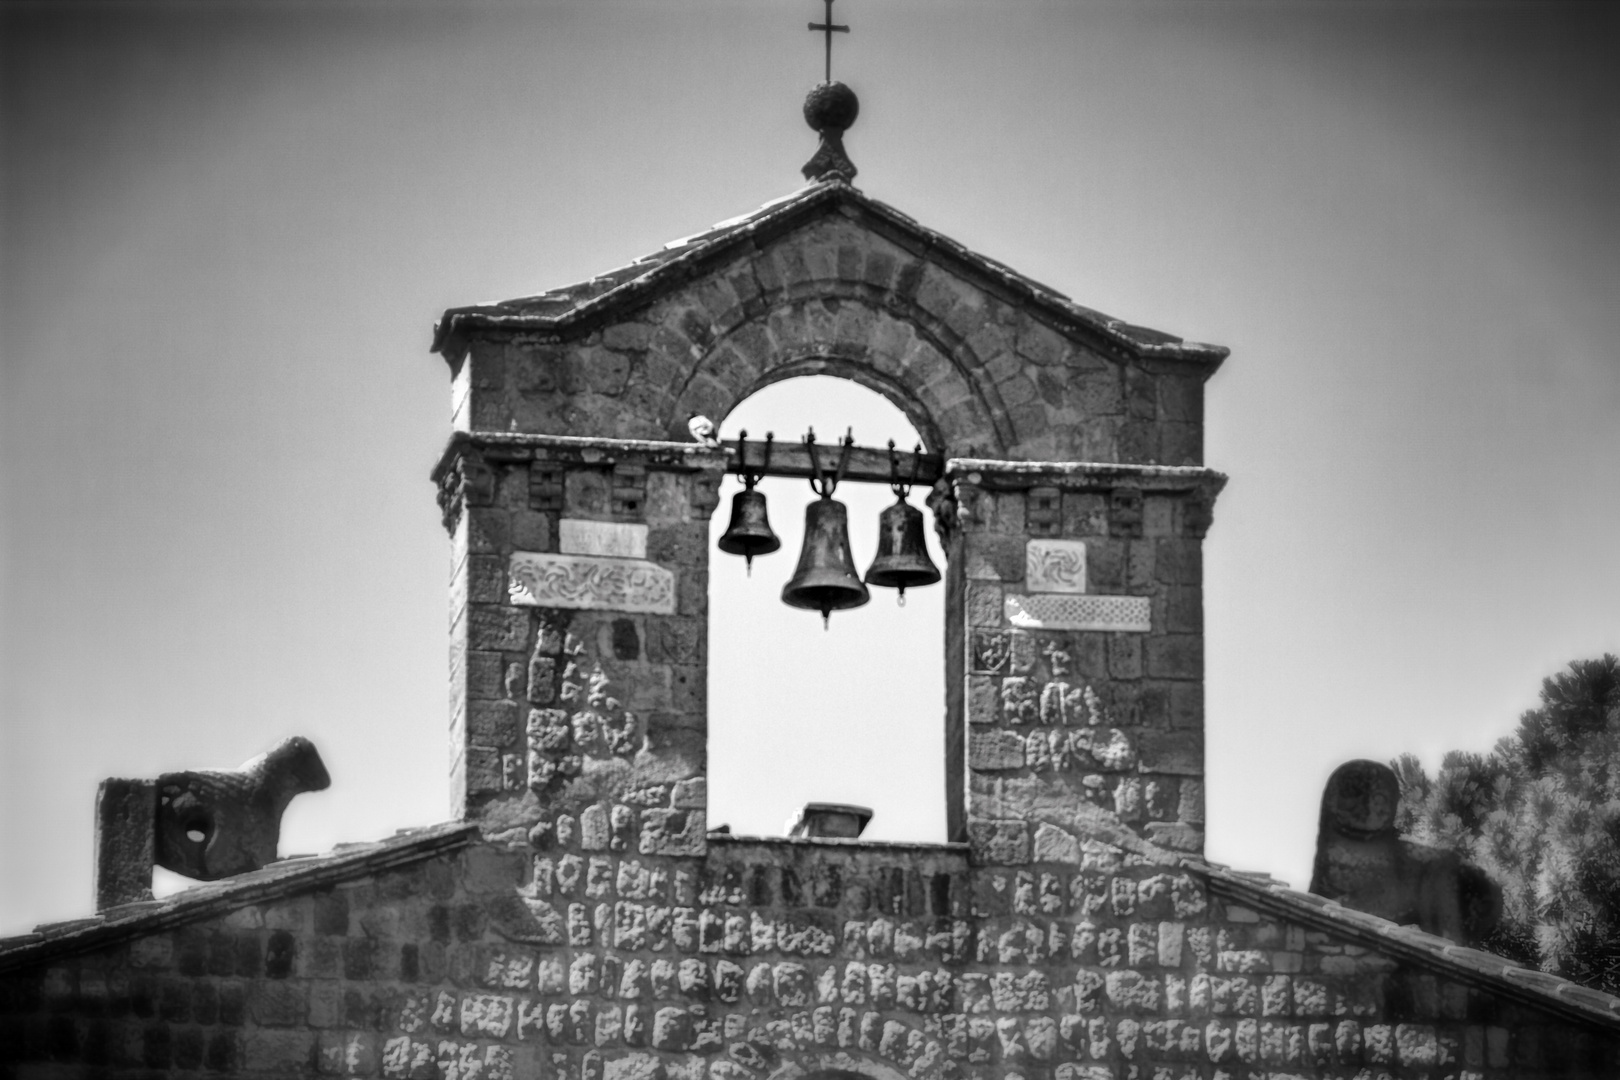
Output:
(430, 182), (1226, 368)
(0, 821), (477, 974)
(1184, 855), (1620, 1031)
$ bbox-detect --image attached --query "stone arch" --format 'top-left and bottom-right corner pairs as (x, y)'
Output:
(662, 287), (1022, 456)
(704, 374), (950, 840)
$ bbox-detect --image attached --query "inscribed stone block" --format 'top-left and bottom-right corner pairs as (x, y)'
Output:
(560, 519), (648, 559)
(508, 553), (675, 614)
(969, 633), (1010, 675)
(1005, 594), (1151, 633)
(1025, 540), (1087, 594)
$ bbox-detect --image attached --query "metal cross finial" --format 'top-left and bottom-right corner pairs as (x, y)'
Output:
(807, 0), (849, 84)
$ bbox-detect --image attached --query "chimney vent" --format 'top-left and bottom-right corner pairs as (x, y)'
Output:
(788, 803), (873, 839)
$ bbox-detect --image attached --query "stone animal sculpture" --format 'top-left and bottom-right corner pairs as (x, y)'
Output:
(154, 735), (331, 880)
(94, 735), (331, 910)
(1309, 758), (1501, 945)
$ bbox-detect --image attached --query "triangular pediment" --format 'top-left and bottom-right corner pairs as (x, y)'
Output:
(434, 180), (1224, 370)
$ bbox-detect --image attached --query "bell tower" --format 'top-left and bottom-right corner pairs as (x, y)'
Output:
(431, 75), (1225, 868)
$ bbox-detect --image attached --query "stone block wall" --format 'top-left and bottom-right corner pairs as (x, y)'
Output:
(941, 464), (1223, 859)
(7, 834), (1619, 1078)
(436, 434), (725, 834)
(432, 431), (1224, 867)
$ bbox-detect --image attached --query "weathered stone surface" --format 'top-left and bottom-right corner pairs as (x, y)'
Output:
(152, 736), (331, 881)
(509, 552), (676, 614)
(560, 519), (649, 559)
(1310, 759), (1502, 946)
(1032, 823), (1081, 865)
(94, 777), (156, 910)
(1005, 593), (1151, 633)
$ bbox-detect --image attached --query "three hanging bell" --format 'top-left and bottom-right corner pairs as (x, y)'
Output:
(862, 441), (940, 603)
(716, 431), (780, 573)
(721, 426), (941, 622)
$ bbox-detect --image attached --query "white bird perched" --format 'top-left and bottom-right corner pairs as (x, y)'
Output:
(687, 413), (720, 448)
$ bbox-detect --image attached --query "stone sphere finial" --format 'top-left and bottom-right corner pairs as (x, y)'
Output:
(801, 82), (859, 183)
(804, 81), (859, 133)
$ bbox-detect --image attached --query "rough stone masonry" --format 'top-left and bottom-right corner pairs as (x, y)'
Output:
(4, 179), (1620, 1079)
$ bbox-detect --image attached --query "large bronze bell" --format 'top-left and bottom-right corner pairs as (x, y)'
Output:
(717, 431), (781, 573)
(864, 496), (940, 601)
(780, 428), (868, 626)
(781, 494), (869, 624)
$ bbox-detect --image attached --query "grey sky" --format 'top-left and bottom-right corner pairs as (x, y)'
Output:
(3, 1), (1616, 935)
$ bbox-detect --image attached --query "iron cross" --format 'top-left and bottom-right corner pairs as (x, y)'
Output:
(808, 0), (849, 84)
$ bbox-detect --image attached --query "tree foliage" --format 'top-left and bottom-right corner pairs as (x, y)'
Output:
(1393, 654), (1620, 992)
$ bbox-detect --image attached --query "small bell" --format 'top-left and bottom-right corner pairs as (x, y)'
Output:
(718, 489), (779, 573)
(717, 432), (780, 573)
(864, 497), (940, 601)
(864, 441), (941, 603)
(780, 428), (868, 627)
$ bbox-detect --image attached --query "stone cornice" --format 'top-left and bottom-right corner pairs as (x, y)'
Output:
(945, 459), (1228, 496)
(431, 432), (727, 486)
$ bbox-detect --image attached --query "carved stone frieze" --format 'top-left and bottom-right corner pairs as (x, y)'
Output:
(1024, 540), (1087, 594)
(1004, 594), (1151, 633)
(558, 519), (648, 559)
(508, 552), (676, 615)
(435, 445), (496, 533)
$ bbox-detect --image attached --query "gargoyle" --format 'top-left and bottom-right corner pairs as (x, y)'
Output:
(1309, 759), (1500, 945)
(95, 736), (330, 910)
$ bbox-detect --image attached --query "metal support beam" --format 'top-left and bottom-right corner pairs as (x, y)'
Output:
(721, 439), (943, 487)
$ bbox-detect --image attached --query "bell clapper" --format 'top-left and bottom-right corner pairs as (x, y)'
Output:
(897, 589), (906, 607)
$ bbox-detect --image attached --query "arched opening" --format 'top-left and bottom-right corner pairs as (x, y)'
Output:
(705, 376), (948, 843)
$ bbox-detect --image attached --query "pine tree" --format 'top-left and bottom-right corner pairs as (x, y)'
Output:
(1393, 654), (1620, 991)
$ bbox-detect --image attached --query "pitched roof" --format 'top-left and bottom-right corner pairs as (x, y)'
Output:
(0, 822), (476, 975)
(5, 817), (1613, 1034)
(432, 179), (1227, 368)
(1191, 856), (1620, 1032)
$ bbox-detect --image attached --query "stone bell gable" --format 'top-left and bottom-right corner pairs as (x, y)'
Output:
(431, 178), (1227, 863)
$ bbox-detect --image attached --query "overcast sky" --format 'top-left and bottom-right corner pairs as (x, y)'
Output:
(3, 0), (1616, 936)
